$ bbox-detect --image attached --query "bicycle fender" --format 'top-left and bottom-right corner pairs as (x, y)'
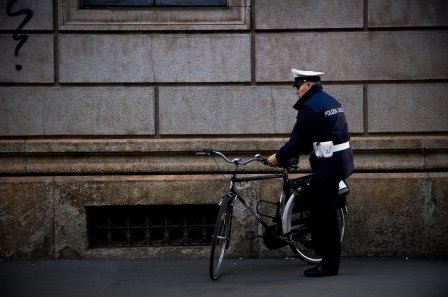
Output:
(279, 191), (286, 205)
(282, 193), (296, 234)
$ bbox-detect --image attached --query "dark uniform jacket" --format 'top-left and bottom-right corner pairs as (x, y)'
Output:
(276, 84), (354, 182)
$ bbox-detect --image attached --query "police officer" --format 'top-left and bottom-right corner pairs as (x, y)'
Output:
(267, 69), (354, 277)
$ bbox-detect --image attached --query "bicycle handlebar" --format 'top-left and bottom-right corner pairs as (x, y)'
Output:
(196, 149), (268, 166)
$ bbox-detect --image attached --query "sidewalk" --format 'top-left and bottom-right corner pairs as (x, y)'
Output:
(1, 257), (447, 297)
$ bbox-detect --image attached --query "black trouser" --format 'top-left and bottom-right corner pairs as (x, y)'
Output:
(309, 178), (341, 271)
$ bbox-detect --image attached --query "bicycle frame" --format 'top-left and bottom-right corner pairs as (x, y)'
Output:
(198, 149), (302, 237)
(226, 172), (287, 231)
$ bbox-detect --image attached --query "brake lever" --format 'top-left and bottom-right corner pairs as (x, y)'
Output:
(254, 154), (268, 165)
(231, 158), (243, 165)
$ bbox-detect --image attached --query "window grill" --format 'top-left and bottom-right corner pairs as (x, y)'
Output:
(86, 205), (218, 248)
(81, 0), (227, 7)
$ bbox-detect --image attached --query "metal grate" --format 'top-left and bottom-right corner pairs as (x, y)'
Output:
(86, 205), (218, 247)
(81, 0), (227, 7)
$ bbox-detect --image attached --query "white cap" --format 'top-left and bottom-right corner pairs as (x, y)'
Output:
(291, 69), (324, 87)
(291, 69), (324, 77)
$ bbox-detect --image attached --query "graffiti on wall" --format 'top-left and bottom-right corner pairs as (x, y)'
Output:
(6, 0), (33, 71)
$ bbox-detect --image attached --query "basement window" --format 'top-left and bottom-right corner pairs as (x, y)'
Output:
(80, 0), (227, 7)
(59, 0), (249, 31)
(86, 205), (218, 247)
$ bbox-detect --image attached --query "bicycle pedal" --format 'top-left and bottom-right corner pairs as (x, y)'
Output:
(302, 239), (315, 249)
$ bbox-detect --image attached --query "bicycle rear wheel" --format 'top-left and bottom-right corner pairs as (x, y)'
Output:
(209, 195), (233, 280)
(289, 207), (345, 264)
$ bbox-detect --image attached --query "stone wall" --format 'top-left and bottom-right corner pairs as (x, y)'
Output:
(0, 0), (447, 259)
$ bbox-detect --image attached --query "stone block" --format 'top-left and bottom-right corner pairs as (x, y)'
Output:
(59, 34), (154, 83)
(0, 139), (26, 153)
(0, 34), (54, 82)
(0, 0), (53, 30)
(153, 34), (251, 83)
(255, 0), (363, 29)
(369, 0), (448, 27)
(326, 85), (363, 133)
(0, 177), (54, 259)
(0, 87), (155, 136)
(255, 31), (448, 82)
(59, 34), (251, 83)
(354, 151), (426, 172)
(159, 86), (277, 135)
(159, 85), (362, 135)
(0, 154), (26, 175)
(426, 151), (448, 171)
(343, 173), (429, 257)
(368, 84), (448, 132)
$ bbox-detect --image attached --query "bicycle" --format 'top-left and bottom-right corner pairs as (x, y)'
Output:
(197, 149), (349, 280)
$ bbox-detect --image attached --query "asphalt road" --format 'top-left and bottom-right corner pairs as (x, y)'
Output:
(1, 257), (447, 297)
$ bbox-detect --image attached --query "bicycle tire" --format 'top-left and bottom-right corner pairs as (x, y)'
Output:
(209, 196), (233, 280)
(288, 207), (345, 264)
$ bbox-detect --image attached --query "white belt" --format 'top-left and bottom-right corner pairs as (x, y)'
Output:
(333, 141), (350, 152)
(313, 141), (350, 158)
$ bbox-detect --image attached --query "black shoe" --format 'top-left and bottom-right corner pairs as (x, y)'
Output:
(304, 264), (338, 277)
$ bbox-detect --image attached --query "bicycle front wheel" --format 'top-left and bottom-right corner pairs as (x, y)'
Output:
(209, 196), (233, 280)
(289, 207), (346, 264)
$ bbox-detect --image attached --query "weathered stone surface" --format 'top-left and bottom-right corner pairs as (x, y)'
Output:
(343, 173), (430, 257)
(428, 173), (448, 257)
(0, 0), (53, 30)
(59, 34), (251, 83)
(256, 0), (363, 29)
(0, 34), (54, 83)
(85, 247), (210, 259)
(0, 142), (26, 174)
(255, 31), (448, 82)
(354, 152), (425, 172)
(368, 84), (448, 132)
(59, 34), (154, 83)
(153, 34), (251, 83)
(369, 0), (448, 27)
(159, 85), (362, 135)
(1, 136), (447, 175)
(59, 0), (249, 31)
(159, 87), (278, 135)
(0, 177), (54, 259)
(0, 139), (26, 153)
(0, 87), (155, 135)
(2, 172), (448, 259)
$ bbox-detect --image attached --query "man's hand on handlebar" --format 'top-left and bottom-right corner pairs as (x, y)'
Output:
(196, 149), (297, 169)
(266, 153), (279, 167)
(267, 154), (299, 169)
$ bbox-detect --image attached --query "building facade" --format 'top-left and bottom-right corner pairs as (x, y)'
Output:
(0, 0), (447, 259)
